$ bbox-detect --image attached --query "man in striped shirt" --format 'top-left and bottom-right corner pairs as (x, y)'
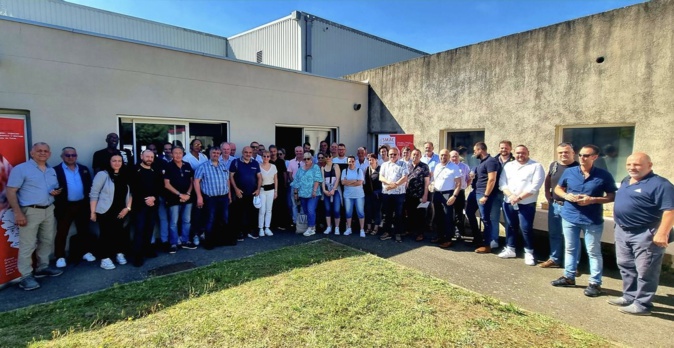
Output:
(194, 147), (232, 249)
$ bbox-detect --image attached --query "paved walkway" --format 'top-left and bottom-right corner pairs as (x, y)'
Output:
(1, 231), (672, 347)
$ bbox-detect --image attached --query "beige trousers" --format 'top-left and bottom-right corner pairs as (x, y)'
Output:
(18, 205), (56, 278)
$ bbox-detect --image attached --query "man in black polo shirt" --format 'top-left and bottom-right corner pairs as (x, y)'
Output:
(609, 152), (674, 315)
(472, 142), (500, 254)
(230, 146), (262, 240)
(540, 142), (580, 269)
(163, 146), (196, 253)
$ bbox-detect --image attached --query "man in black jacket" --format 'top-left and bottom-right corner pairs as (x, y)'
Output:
(54, 146), (96, 268)
(130, 149), (164, 266)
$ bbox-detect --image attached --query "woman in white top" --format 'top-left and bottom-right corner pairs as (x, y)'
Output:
(341, 156), (366, 237)
(258, 150), (278, 237)
(321, 153), (342, 235)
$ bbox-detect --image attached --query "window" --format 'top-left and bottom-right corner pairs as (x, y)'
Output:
(256, 50), (263, 64)
(561, 125), (634, 181)
(446, 130), (484, 170)
(119, 117), (228, 163)
(275, 126), (337, 157)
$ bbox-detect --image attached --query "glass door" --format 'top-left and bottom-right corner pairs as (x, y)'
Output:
(120, 118), (188, 162)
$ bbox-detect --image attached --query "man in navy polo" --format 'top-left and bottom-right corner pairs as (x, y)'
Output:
(230, 146), (262, 240)
(472, 142), (501, 254)
(609, 152), (674, 315)
(551, 144), (617, 297)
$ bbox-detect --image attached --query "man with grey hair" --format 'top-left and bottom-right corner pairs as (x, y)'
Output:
(356, 147), (369, 172)
(7, 142), (63, 290)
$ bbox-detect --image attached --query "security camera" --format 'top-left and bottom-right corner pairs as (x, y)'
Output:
(353, 103), (362, 111)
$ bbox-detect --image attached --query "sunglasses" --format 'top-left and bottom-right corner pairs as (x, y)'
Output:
(579, 153), (595, 158)
(389, 153), (398, 156)
(318, 157), (325, 160)
(63, 154), (78, 158)
(304, 158), (313, 161)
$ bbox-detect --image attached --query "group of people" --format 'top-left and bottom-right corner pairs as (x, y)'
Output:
(6, 135), (673, 317)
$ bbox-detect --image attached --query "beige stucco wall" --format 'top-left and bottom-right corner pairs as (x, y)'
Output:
(0, 19), (368, 168)
(346, 0), (673, 181)
(345, 0), (674, 258)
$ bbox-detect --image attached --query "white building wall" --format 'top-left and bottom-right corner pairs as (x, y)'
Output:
(227, 16), (303, 71)
(0, 0), (227, 56)
(0, 18), (368, 169)
(309, 17), (426, 77)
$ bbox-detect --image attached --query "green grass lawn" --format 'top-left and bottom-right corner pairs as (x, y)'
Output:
(0, 240), (612, 347)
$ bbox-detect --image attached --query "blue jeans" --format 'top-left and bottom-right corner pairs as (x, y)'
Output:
(502, 202), (536, 253)
(365, 190), (382, 225)
(300, 196), (319, 227)
(491, 192), (504, 242)
(548, 202), (580, 264)
(382, 193), (405, 235)
(475, 193), (498, 246)
(562, 219), (604, 285)
(204, 195), (229, 239)
(287, 189), (298, 223)
(324, 190), (342, 218)
(344, 196), (365, 219)
(158, 196), (170, 243)
(169, 203), (192, 246)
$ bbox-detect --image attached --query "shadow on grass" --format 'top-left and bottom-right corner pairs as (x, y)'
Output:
(0, 240), (361, 347)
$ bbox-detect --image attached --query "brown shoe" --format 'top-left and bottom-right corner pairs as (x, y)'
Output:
(439, 241), (453, 249)
(576, 269), (581, 278)
(539, 259), (561, 268)
(415, 234), (424, 242)
(475, 246), (492, 254)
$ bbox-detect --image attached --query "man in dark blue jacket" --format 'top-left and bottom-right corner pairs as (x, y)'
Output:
(54, 147), (96, 268)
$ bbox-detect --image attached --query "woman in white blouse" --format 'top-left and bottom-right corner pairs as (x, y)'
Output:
(258, 150), (277, 237)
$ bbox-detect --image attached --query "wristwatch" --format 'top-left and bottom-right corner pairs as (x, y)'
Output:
(126, 206), (132, 211)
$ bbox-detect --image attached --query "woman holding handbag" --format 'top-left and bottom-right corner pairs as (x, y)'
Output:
(321, 153), (342, 235)
(291, 152), (324, 237)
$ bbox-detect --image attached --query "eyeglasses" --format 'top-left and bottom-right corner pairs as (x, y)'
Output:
(304, 158), (313, 161)
(317, 157), (325, 160)
(63, 154), (78, 158)
(579, 153), (596, 158)
(389, 153), (398, 156)
(263, 155), (271, 158)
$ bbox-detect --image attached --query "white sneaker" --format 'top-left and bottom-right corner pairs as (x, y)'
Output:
(490, 240), (499, 249)
(524, 253), (536, 266)
(100, 258), (115, 270)
(303, 228), (316, 237)
(323, 226), (333, 235)
(247, 233), (259, 240)
(265, 228), (274, 236)
(193, 235), (200, 246)
(334, 227), (340, 236)
(360, 230), (366, 238)
(56, 258), (66, 268)
(498, 248), (516, 259)
(82, 252), (96, 262)
(259, 228), (265, 237)
(344, 228), (352, 236)
(116, 253), (127, 265)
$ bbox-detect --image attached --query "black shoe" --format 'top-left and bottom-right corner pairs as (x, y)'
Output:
(34, 267), (63, 278)
(169, 245), (178, 254)
(584, 283), (602, 297)
(550, 276), (575, 287)
(181, 242), (197, 250)
(203, 240), (215, 250)
(144, 249), (158, 258)
(132, 258), (144, 267)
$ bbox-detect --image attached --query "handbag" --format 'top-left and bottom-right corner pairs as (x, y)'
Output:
(295, 205), (308, 234)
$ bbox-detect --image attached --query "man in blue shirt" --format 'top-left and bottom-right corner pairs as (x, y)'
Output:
(472, 142), (501, 254)
(6, 142), (63, 290)
(195, 147), (232, 249)
(609, 152), (674, 315)
(552, 144), (617, 297)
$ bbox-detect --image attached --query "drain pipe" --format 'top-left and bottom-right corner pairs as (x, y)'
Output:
(305, 14), (313, 73)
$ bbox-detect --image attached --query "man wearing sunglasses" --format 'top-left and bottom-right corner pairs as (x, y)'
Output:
(54, 147), (96, 269)
(551, 144), (617, 297)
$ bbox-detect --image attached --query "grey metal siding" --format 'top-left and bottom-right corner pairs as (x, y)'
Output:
(310, 19), (425, 77)
(0, 0), (227, 56)
(228, 17), (302, 70)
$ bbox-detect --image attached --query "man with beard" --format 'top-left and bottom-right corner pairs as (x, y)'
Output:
(472, 142), (500, 254)
(130, 150), (163, 266)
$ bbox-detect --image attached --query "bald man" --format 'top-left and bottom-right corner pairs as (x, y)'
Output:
(609, 152), (674, 315)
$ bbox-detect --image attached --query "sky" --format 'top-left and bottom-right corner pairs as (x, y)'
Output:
(66, 0), (646, 54)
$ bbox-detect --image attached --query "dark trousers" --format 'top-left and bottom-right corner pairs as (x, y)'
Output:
(232, 194), (256, 235)
(466, 190), (479, 237)
(96, 210), (129, 260)
(433, 190), (456, 242)
(382, 193), (405, 235)
(271, 187), (290, 228)
(132, 204), (157, 260)
(404, 194), (425, 235)
(55, 200), (93, 259)
(453, 189), (466, 235)
(204, 194), (232, 244)
(191, 201), (205, 238)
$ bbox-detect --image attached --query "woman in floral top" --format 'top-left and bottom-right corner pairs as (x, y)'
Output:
(291, 152), (324, 236)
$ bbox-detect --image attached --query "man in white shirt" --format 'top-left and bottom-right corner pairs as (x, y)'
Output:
(497, 145), (545, 265)
(450, 150), (471, 238)
(355, 147), (369, 172)
(379, 147), (409, 242)
(431, 149), (462, 248)
(333, 143), (348, 164)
